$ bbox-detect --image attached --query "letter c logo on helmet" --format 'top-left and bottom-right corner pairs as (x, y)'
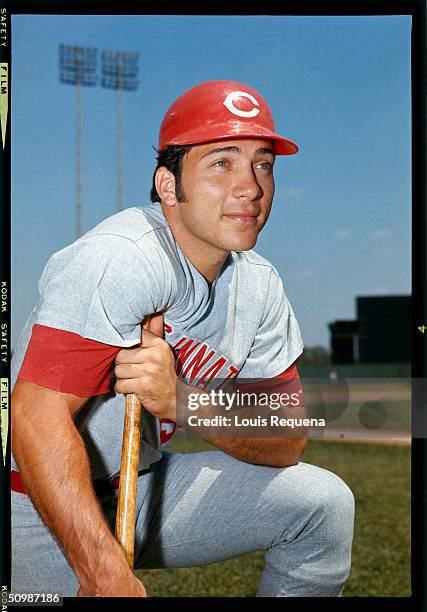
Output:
(223, 91), (260, 118)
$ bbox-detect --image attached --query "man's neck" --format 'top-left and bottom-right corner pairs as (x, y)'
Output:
(178, 241), (229, 285)
(161, 204), (229, 284)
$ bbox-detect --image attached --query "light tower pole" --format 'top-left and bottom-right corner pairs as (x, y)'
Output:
(59, 45), (97, 238)
(101, 51), (139, 212)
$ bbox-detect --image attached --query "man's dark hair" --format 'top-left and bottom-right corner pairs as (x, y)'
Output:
(150, 145), (194, 203)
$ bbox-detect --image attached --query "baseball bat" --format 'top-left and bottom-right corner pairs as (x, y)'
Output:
(115, 316), (151, 568)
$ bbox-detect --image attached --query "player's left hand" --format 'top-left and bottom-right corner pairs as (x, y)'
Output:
(114, 313), (177, 422)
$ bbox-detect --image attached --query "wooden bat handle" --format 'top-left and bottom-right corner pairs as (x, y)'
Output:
(115, 317), (151, 568)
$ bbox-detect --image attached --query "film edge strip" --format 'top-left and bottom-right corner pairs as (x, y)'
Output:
(0, 1), (11, 598)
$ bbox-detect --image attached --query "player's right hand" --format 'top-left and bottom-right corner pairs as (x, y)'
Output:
(77, 573), (148, 597)
(114, 312), (178, 422)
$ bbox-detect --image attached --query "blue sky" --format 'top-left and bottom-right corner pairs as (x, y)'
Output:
(11, 14), (412, 348)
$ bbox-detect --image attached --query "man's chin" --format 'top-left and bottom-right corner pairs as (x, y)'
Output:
(226, 235), (258, 252)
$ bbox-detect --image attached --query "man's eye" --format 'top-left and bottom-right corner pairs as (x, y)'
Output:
(255, 162), (273, 172)
(213, 159), (228, 168)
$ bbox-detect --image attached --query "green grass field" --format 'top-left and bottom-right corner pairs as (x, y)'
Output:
(135, 432), (411, 597)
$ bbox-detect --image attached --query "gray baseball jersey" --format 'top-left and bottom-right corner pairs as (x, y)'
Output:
(11, 203), (303, 478)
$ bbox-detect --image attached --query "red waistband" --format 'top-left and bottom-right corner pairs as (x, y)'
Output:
(11, 470), (27, 494)
(11, 470), (120, 495)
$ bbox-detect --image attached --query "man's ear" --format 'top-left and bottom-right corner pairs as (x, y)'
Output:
(155, 167), (178, 207)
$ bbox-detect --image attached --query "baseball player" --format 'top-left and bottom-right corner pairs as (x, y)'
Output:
(11, 80), (355, 597)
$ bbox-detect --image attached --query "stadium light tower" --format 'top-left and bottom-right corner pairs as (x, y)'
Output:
(59, 45), (97, 238)
(101, 50), (139, 212)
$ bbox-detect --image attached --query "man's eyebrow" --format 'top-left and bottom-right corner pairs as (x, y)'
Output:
(200, 146), (241, 159)
(200, 145), (275, 160)
(255, 147), (275, 158)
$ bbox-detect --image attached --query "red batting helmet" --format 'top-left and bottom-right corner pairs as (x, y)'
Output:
(158, 80), (298, 155)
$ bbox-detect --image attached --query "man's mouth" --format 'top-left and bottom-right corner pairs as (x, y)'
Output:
(222, 212), (259, 225)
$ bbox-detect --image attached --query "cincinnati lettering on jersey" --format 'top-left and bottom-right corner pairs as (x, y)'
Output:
(164, 322), (238, 389)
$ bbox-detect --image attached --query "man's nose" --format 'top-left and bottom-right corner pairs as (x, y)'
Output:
(231, 166), (262, 200)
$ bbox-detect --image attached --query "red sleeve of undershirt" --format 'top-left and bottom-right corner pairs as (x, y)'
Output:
(274, 363), (303, 402)
(274, 362), (299, 381)
(18, 324), (122, 397)
(233, 362), (303, 405)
